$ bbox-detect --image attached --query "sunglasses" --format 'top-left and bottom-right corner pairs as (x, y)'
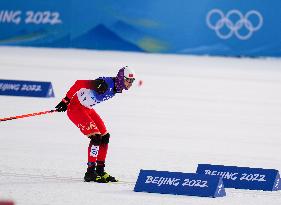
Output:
(124, 77), (135, 84)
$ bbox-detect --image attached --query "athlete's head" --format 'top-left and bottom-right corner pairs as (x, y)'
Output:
(115, 66), (136, 93)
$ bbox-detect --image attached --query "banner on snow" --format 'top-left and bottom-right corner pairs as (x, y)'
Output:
(0, 79), (54, 98)
(196, 164), (281, 191)
(134, 169), (226, 198)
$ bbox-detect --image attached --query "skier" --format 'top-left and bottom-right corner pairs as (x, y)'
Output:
(55, 66), (136, 183)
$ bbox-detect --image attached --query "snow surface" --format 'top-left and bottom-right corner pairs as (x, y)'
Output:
(1, 46), (281, 205)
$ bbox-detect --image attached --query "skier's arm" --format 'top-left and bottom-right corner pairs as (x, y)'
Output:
(55, 80), (89, 112)
(55, 79), (108, 112)
(66, 79), (108, 99)
(65, 80), (89, 99)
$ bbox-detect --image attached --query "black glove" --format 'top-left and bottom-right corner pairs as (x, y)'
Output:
(55, 96), (70, 112)
(89, 134), (102, 146)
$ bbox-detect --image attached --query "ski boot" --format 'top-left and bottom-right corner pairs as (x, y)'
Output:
(84, 166), (108, 183)
(96, 161), (118, 182)
(99, 172), (118, 182)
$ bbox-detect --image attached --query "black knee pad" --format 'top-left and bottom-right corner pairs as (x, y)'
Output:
(89, 134), (102, 146)
(101, 133), (110, 144)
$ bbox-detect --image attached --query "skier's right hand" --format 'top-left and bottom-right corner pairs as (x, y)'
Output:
(55, 96), (70, 112)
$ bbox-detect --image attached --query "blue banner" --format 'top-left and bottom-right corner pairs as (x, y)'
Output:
(134, 170), (226, 198)
(0, 0), (70, 48)
(196, 164), (281, 191)
(1, 0), (281, 57)
(0, 79), (54, 98)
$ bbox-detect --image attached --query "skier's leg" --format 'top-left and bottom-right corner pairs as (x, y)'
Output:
(84, 137), (107, 183)
(67, 107), (99, 168)
(88, 110), (117, 182)
(87, 109), (108, 164)
(96, 134), (109, 174)
(67, 107), (100, 136)
(67, 107), (107, 182)
(97, 133), (109, 166)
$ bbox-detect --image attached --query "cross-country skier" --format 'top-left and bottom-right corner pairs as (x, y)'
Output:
(55, 66), (136, 183)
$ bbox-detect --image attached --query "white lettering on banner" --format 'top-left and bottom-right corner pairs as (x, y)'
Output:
(275, 178), (280, 188)
(240, 173), (266, 182)
(204, 170), (238, 180)
(25, 11), (62, 25)
(204, 169), (267, 182)
(0, 83), (21, 91)
(217, 184), (223, 194)
(145, 176), (209, 188)
(0, 10), (21, 24)
(145, 176), (180, 187)
(182, 179), (208, 188)
(21, 84), (42, 92)
(0, 10), (62, 25)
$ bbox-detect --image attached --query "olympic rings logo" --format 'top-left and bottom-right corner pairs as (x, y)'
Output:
(206, 9), (263, 40)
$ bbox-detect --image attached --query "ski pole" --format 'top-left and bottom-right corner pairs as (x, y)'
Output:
(0, 110), (58, 122)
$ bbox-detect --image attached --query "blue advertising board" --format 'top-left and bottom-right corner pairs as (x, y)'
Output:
(196, 164), (281, 191)
(1, 0), (281, 57)
(134, 170), (226, 197)
(0, 79), (54, 98)
(0, 0), (70, 48)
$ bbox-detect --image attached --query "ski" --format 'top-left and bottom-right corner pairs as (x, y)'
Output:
(0, 171), (135, 185)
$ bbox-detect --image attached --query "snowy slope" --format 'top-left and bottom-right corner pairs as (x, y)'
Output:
(0, 46), (281, 205)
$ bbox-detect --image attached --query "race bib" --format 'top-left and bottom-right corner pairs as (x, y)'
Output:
(90, 145), (99, 157)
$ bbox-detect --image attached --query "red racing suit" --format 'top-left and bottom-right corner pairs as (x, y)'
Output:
(64, 77), (116, 165)
(65, 77), (116, 136)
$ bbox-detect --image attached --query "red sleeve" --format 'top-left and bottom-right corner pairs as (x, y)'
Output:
(65, 80), (93, 99)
